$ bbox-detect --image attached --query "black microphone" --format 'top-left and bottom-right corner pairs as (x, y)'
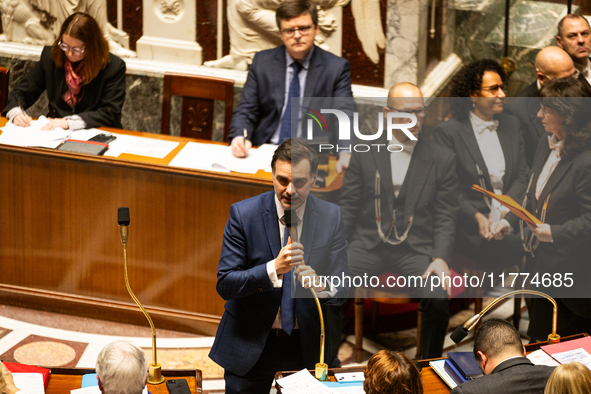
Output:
(118, 207), (130, 245)
(283, 208), (298, 243)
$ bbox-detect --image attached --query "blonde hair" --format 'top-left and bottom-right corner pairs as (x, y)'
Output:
(545, 362), (591, 394)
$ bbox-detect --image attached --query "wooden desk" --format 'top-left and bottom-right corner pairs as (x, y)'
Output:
(0, 120), (342, 335)
(47, 368), (202, 394)
(275, 334), (589, 394)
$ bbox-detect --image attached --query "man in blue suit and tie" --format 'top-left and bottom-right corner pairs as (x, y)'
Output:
(229, 0), (354, 172)
(209, 139), (349, 393)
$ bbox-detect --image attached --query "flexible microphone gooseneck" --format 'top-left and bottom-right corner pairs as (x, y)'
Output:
(450, 289), (560, 344)
(117, 207), (165, 384)
(284, 209), (329, 381)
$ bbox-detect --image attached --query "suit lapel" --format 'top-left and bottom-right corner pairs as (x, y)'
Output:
(304, 46), (321, 98)
(262, 195), (281, 259)
(274, 47), (287, 118)
(459, 120), (492, 188)
(404, 139), (432, 222)
(529, 142), (550, 212)
(536, 159), (572, 212)
(301, 197), (318, 265)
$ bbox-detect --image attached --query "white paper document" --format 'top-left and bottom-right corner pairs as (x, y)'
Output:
(103, 134), (179, 159)
(275, 369), (333, 394)
(0, 116), (70, 148)
(527, 349), (560, 367)
(169, 142), (276, 174)
(13, 372), (45, 394)
(552, 348), (591, 369)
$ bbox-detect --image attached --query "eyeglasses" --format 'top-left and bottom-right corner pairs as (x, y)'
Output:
(387, 106), (426, 118)
(58, 40), (85, 56)
(281, 25), (314, 37)
(480, 84), (506, 95)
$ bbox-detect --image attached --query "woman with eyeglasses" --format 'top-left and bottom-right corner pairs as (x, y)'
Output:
(363, 350), (423, 394)
(434, 59), (528, 272)
(507, 78), (591, 342)
(2, 12), (126, 130)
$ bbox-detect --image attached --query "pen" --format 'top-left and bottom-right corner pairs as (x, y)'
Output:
(18, 101), (28, 117)
(243, 128), (247, 139)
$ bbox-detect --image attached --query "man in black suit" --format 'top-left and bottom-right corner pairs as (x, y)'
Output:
(229, 0), (353, 172)
(556, 13), (591, 92)
(450, 319), (555, 394)
(338, 83), (459, 359)
(505, 46), (576, 167)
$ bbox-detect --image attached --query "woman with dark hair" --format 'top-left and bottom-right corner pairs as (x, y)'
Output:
(507, 78), (591, 341)
(363, 350), (423, 394)
(2, 12), (126, 130)
(434, 59), (528, 270)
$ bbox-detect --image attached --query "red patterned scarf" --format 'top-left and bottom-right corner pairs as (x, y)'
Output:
(63, 60), (84, 108)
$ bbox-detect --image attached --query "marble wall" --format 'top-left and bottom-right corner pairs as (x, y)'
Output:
(453, 0), (573, 96)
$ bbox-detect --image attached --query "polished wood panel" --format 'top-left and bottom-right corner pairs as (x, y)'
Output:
(0, 121), (341, 335)
(160, 73), (234, 142)
(47, 368), (202, 394)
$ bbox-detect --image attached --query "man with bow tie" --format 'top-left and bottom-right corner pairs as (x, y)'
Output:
(209, 138), (348, 393)
(338, 83), (459, 359)
(434, 59), (529, 275)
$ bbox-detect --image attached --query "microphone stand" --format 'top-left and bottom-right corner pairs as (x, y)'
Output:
(451, 289), (560, 344)
(284, 211), (329, 381)
(118, 208), (165, 384)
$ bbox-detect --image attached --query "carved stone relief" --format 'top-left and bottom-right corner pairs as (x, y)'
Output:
(154, 0), (183, 23)
(0, 0), (136, 57)
(204, 0), (386, 70)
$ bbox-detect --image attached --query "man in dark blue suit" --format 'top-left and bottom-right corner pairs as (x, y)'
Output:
(229, 0), (354, 172)
(209, 139), (349, 393)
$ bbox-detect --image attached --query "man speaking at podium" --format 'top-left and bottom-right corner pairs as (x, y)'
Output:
(209, 139), (349, 393)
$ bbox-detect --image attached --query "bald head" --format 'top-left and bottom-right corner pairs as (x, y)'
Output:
(384, 82), (425, 141)
(535, 46), (576, 85)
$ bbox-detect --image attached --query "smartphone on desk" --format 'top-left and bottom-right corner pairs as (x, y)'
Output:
(166, 379), (191, 394)
(89, 133), (117, 144)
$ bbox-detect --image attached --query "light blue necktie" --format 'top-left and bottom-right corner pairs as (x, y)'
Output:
(280, 224), (295, 334)
(279, 62), (302, 143)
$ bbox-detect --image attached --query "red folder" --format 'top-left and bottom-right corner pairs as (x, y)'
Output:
(4, 361), (50, 388)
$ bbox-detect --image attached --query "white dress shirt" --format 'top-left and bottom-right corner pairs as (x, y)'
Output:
(535, 135), (563, 200)
(390, 134), (418, 197)
(469, 111), (508, 223)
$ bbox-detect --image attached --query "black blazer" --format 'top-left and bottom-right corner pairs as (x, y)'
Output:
(434, 114), (529, 250)
(228, 45), (353, 146)
(3, 46), (126, 129)
(525, 138), (591, 298)
(450, 357), (554, 394)
(505, 82), (547, 167)
(338, 135), (459, 263)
